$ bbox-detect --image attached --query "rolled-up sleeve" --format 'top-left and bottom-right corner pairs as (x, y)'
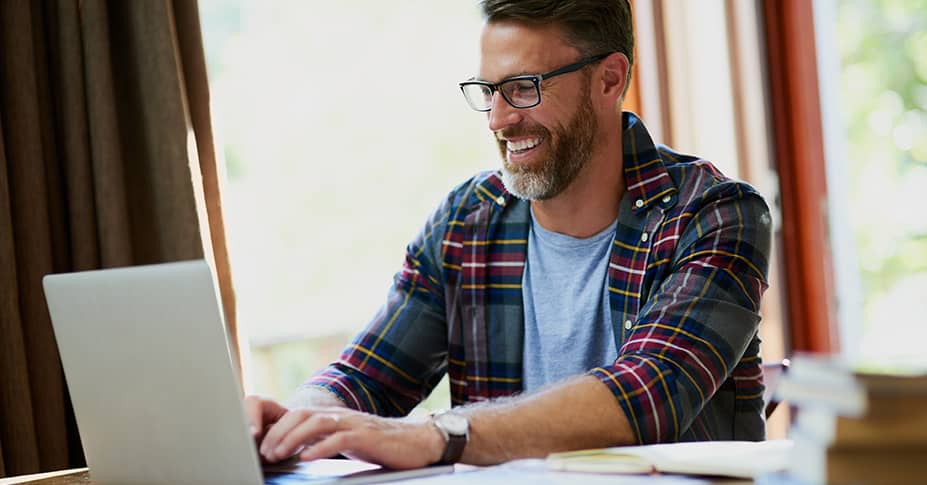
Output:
(590, 183), (772, 443)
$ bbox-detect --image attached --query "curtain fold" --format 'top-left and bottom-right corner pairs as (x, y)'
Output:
(0, 0), (236, 477)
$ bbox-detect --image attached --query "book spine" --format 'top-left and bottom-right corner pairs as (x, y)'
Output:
(775, 376), (866, 416)
(796, 406), (927, 449)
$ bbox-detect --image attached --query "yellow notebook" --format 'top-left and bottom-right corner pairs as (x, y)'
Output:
(547, 440), (793, 479)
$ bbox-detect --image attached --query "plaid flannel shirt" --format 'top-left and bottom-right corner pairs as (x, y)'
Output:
(307, 112), (772, 443)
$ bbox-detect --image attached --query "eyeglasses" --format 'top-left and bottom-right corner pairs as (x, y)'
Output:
(459, 53), (610, 112)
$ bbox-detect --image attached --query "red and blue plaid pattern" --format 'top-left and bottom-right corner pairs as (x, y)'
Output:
(307, 112), (772, 444)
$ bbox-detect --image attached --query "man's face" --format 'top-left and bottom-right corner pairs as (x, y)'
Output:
(478, 21), (599, 201)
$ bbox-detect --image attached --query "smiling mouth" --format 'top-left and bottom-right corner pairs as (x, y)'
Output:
(506, 137), (544, 154)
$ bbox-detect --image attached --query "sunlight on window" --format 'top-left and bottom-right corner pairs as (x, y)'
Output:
(837, 0), (927, 366)
(199, 0), (499, 403)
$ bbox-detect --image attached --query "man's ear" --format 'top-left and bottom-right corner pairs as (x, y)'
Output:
(599, 52), (629, 99)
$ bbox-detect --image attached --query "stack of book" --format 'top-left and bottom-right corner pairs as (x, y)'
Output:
(775, 354), (927, 484)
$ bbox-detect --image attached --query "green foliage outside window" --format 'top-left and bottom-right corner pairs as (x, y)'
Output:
(838, 0), (927, 364)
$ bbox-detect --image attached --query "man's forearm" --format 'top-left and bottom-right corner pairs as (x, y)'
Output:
(457, 375), (636, 465)
(285, 386), (349, 410)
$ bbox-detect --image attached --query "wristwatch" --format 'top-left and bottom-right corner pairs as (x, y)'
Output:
(430, 409), (469, 464)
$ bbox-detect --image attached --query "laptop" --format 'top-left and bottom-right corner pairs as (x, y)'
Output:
(43, 260), (453, 484)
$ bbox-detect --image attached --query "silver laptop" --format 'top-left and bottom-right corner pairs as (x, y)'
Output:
(44, 261), (455, 485)
(43, 260), (266, 485)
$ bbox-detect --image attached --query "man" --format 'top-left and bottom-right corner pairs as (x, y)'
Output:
(247, 0), (772, 469)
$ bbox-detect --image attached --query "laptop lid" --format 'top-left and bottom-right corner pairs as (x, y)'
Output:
(43, 260), (264, 485)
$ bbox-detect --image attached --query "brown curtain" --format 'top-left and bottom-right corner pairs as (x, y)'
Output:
(0, 0), (237, 477)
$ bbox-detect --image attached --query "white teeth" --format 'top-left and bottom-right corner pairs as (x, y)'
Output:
(507, 138), (542, 152)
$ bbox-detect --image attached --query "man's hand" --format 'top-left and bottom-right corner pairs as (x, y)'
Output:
(243, 395), (289, 441)
(244, 386), (349, 446)
(243, 376), (634, 467)
(257, 407), (445, 470)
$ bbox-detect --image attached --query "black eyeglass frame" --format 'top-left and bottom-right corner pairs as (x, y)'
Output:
(459, 53), (612, 112)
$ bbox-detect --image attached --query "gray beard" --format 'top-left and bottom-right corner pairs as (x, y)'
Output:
(500, 165), (556, 200)
(498, 93), (597, 201)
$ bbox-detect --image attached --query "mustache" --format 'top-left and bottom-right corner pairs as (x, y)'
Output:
(494, 125), (549, 141)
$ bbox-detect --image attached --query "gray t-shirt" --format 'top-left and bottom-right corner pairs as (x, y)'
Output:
(522, 208), (619, 391)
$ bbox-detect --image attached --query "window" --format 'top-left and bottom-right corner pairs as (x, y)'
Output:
(822, 0), (927, 365)
(200, 1), (496, 407)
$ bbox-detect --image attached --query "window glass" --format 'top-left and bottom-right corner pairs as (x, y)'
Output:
(837, 0), (927, 366)
(199, 0), (495, 407)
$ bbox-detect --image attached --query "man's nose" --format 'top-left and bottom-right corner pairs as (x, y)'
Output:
(487, 92), (522, 133)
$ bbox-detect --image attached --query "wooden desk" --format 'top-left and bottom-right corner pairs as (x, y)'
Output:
(2, 440), (790, 483)
(0, 467), (751, 485)
(2, 439), (795, 484)
(0, 469), (89, 484)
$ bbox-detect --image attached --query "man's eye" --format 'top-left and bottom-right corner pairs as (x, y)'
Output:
(507, 83), (534, 97)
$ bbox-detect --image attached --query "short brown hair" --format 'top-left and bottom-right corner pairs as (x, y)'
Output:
(480, 0), (634, 90)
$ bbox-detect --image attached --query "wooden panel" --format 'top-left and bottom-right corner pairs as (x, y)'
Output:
(629, 0), (671, 142)
(623, 53), (642, 116)
(762, 0), (839, 353)
(622, 0), (642, 115)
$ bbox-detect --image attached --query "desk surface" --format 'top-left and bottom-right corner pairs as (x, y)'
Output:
(1, 466), (751, 485)
(0, 469), (90, 485)
(3, 440), (791, 483)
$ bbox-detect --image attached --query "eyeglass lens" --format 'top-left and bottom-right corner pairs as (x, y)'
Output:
(462, 78), (540, 111)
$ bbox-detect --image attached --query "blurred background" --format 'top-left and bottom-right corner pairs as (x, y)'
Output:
(197, 0), (927, 412)
(198, 0), (495, 410)
(834, 0), (927, 366)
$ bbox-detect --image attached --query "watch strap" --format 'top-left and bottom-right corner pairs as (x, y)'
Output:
(432, 410), (469, 465)
(438, 429), (467, 464)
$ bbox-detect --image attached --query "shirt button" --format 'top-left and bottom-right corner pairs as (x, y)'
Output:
(641, 232), (649, 243)
(496, 196), (505, 205)
(662, 195), (671, 203)
(624, 320), (633, 330)
(635, 199), (644, 208)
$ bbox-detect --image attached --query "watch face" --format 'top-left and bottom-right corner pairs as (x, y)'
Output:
(437, 412), (469, 435)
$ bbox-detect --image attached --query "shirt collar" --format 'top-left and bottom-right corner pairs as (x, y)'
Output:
(622, 111), (678, 213)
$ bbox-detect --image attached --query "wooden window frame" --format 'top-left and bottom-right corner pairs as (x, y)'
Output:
(762, 0), (840, 353)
